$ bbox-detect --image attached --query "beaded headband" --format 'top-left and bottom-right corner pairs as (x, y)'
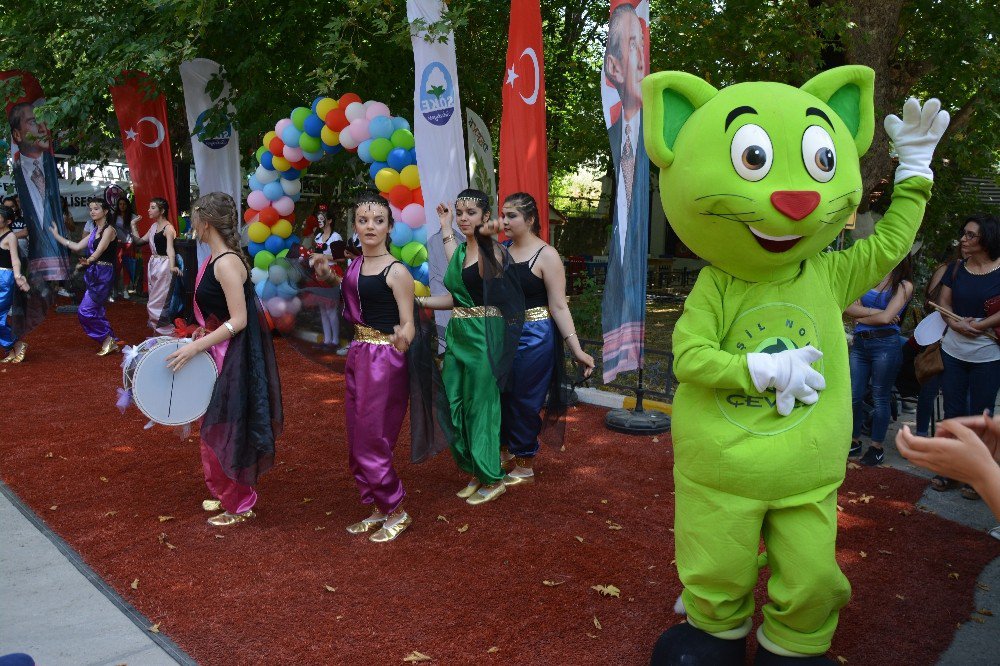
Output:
(456, 196), (489, 208)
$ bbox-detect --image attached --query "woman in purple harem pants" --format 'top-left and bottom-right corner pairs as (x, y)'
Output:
(312, 191), (416, 543)
(50, 198), (120, 355)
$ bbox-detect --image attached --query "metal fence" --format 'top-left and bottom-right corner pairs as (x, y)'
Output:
(571, 337), (677, 404)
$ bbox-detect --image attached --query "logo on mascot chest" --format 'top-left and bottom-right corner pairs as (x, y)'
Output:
(714, 303), (822, 435)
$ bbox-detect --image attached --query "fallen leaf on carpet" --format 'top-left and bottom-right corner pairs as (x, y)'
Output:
(601, 499), (608, 504)
(970, 616), (985, 624)
(648, 565), (655, 570)
(560, 445), (566, 452)
(104, 511), (117, 517)
(899, 509), (910, 516)
(859, 551), (867, 558)
(836, 504), (844, 512)
(437, 515), (449, 522)
(879, 550), (892, 555)
(848, 499), (857, 504)
(575, 536), (584, 543)
(878, 484), (889, 490)
(49, 506), (57, 510)
(543, 580), (565, 587)
(487, 646), (498, 653)
(315, 526), (325, 531)
(325, 511), (333, 516)
(949, 573), (960, 580)
(336, 615), (343, 620)
(302, 498), (313, 503)
(593, 616), (602, 630)
(586, 633), (597, 639)
(457, 524), (469, 533)
(586, 510), (594, 514)
(655, 494), (660, 498)
(149, 623), (160, 633)
(45, 452), (53, 458)
(100, 477), (108, 482)
(977, 583), (990, 591)
(214, 535), (224, 539)
(157, 533), (176, 550)
(652, 437), (659, 443)
(158, 516), (174, 522)
(591, 584), (621, 598)
(131, 579), (139, 590)
(324, 585), (337, 593)
(847, 462), (860, 469)
(670, 559), (676, 565)
(859, 494), (874, 503)
(847, 491), (856, 495)
(976, 608), (993, 616)
(896, 595), (906, 600)
(403, 651), (432, 663)
(836, 657), (847, 664)
(606, 520), (623, 530)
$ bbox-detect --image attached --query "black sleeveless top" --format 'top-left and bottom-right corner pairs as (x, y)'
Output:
(513, 246), (548, 309)
(0, 232), (12, 269)
(153, 228), (168, 255)
(358, 261), (402, 334)
(94, 226), (119, 264)
(462, 262), (485, 306)
(196, 252), (245, 322)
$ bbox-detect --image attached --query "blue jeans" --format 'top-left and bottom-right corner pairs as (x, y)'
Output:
(941, 351), (1000, 420)
(850, 335), (903, 443)
(915, 372), (942, 436)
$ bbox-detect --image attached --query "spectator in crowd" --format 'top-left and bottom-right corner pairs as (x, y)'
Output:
(2, 195), (28, 258)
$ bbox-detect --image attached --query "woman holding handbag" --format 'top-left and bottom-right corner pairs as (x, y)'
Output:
(934, 213), (1000, 497)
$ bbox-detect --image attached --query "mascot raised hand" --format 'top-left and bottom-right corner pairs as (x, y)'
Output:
(643, 66), (948, 665)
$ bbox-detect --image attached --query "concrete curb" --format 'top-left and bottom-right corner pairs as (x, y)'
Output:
(575, 387), (672, 416)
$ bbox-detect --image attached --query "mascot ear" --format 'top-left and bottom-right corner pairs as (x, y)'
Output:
(642, 72), (718, 169)
(800, 65), (875, 158)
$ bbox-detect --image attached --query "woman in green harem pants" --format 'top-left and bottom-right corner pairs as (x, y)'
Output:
(418, 189), (507, 506)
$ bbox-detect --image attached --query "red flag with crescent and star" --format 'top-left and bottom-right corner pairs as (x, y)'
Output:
(499, 0), (549, 240)
(110, 71), (178, 236)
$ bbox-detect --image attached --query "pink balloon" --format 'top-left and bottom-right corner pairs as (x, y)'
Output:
(286, 297), (302, 316)
(390, 204), (403, 221)
(266, 297), (287, 317)
(275, 118), (293, 134)
(345, 101), (366, 122)
(348, 118), (371, 143)
(247, 190), (269, 211)
(282, 145), (303, 162)
(365, 102), (391, 119)
(401, 203), (425, 229)
(338, 126), (359, 150)
(273, 196), (295, 217)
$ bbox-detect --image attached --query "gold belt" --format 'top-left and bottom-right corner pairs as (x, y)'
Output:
(452, 306), (501, 319)
(353, 324), (394, 346)
(524, 306), (550, 321)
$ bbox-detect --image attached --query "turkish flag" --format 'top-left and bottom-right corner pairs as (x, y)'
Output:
(110, 71), (178, 236)
(499, 0), (549, 240)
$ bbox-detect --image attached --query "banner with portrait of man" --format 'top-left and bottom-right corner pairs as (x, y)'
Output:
(599, 0), (650, 384)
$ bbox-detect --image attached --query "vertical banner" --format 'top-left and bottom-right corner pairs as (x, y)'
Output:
(180, 59), (242, 265)
(1, 70), (70, 282)
(600, 0), (650, 383)
(407, 0), (469, 338)
(109, 71), (178, 240)
(499, 0), (549, 240)
(465, 107), (498, 217)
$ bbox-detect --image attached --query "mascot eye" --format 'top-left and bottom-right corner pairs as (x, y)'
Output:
(802, 125), (836, 183)
(730, 124), (773, 182)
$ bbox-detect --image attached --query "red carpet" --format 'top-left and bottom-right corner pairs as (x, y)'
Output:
(2, 300), (997, 665)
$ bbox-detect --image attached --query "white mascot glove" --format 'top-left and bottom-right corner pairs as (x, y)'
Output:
(884, 97), (950, 184)
(746, 345), (826, 417)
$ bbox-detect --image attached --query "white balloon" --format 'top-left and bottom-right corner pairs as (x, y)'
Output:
(345, 101), (366, 122)
(338, 127), (359, 150)
(280, 178), (302, 196)
(268, 264), (288, 285)
(255, 165), (279, 184)
(250, 267), (268, 284)
(286, 297), (303, 316)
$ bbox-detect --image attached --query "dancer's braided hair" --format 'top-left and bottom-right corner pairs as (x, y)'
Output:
(193, 192), (249, 270)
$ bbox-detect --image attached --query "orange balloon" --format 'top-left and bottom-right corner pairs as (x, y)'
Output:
(259, 207), (280, 226)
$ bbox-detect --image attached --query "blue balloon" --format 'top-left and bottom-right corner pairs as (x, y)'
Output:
(282, 167), (301, 180)
(369, 160), (389, 180)
(357, 139), (374, 163)
(256, 279), (278, 300)
(303, 113), (325, 138)
(281, 125), (302, 148)
(264, 234), (285, 254)
(284, 237), (296, 251)
(411, 225), (427, 245)
(263, 180), (284, 201)
(410, 147), (418, 164)
(415, 262), (429, 284)
(311, 96), (326, 113)
(276, 282), (298, 299)
(390, 224), (413, 246)
(260, 151), (275, 170)
(302, 149), (324, 162)
(248, 241), (265, 256)
(391, 117), (411, 132)
(290, 192), (302, 203)
(288, 234), (301, 247)
(369, 116), (394, 140)
(387, 148), (409, 171)
(248, 174), (262, 191)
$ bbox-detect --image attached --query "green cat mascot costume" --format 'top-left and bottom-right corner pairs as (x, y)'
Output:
(643, 66), (949, 665)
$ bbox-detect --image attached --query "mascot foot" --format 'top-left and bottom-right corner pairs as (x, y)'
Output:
(754, 646), (836, 665)
(650, 622), (745, 666)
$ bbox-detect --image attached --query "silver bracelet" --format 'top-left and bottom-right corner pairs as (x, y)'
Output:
(222, 321), (236, 338)
(442, 235), (455, 244)
(564, 332), (578, 342)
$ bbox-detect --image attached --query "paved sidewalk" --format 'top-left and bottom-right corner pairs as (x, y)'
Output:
(0, 482), (190, 666)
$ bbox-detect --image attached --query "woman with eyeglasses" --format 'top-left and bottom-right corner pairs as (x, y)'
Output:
(932, 214), (1000, 498)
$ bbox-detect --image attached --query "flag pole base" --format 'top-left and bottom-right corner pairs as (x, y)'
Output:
(604, 407), (670, 435)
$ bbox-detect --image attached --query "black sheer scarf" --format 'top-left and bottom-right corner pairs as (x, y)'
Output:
(474, 229), (524, 390)
(406, 302), (453, 463)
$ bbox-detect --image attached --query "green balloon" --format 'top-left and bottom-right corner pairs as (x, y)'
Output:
(254, 250), (276, 271)
(291, 107), (311, 131)
(299, 134), (322, 154)
(370, 137), (393, 162)
(389, 243), (403, 261)
(274, 257), (291, 271)
(276, 249), (289, 259)
(401, 241), (428, 267)
(391, 129), (415, 150)
(255, 146), (266, 163)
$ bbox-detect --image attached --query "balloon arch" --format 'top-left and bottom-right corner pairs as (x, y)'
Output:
(243, 92), (432, 331)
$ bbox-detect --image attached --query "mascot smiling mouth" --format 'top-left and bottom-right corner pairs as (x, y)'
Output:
(748, 226), (803, 253)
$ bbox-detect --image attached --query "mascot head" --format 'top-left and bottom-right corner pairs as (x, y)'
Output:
(643, 66), (875, 282)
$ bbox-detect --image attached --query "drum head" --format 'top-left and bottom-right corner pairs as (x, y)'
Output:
(131, 340), (218, 426)
(123, 336), (174, 390)
(914, 311), (947, 346)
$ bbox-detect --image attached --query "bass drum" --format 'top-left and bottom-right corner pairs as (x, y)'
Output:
(123, 337), (218, 426)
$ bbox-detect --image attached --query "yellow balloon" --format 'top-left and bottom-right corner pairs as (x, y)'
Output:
(263, 130), (277, 147)
(271, 155), (291, 172)
(321, 126), (340, 147)
(414, 281), (430, 297)
(375, 168), (401, 193)
(316, 98), (338, 120)
(272, 219), (293, 239)
(248, 222), (270, 244)
(400, 164), (421, 190)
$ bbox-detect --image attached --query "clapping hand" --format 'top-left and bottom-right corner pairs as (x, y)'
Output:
(390, 324), (411, 354)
